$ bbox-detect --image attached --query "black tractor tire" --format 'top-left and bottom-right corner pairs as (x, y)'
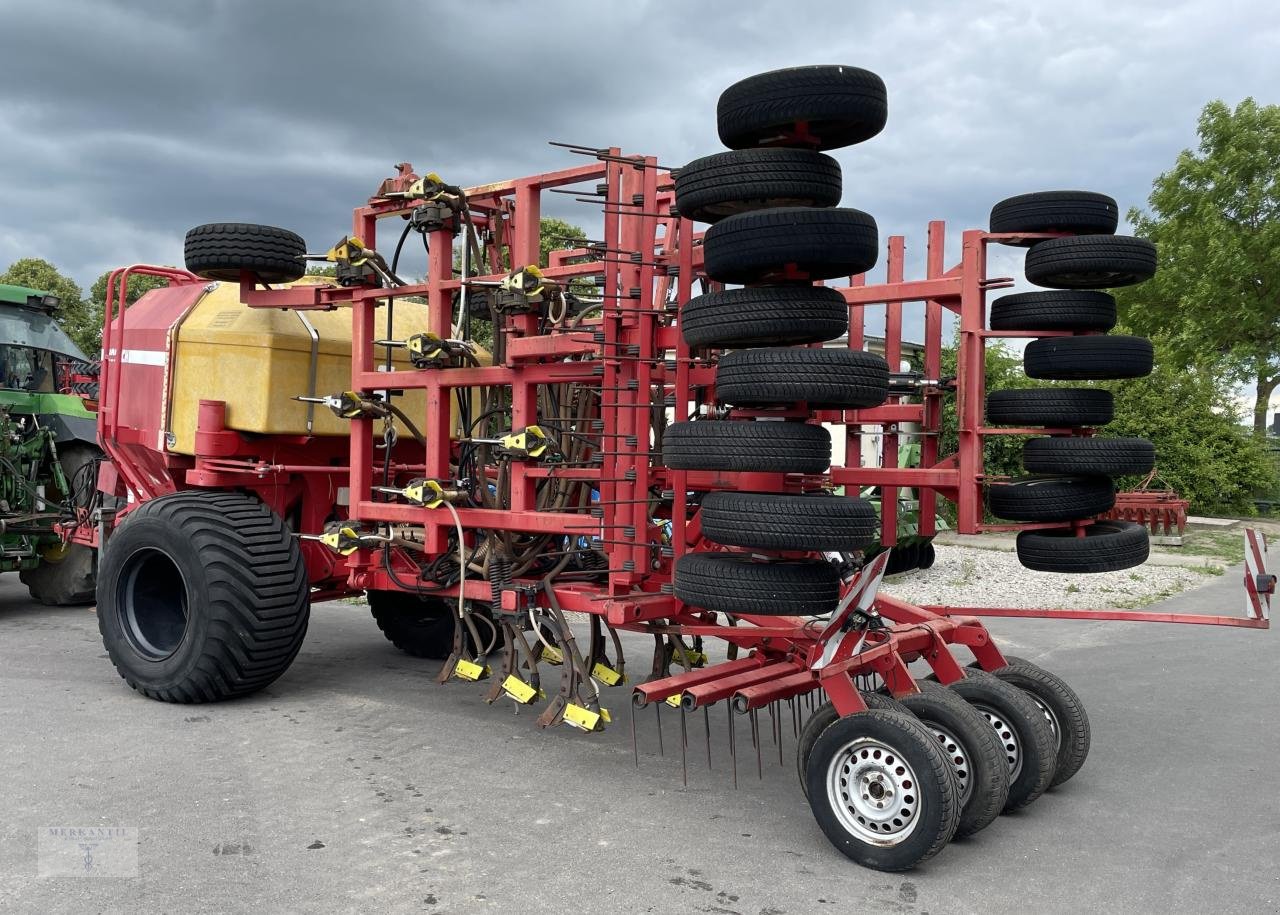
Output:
(1024, 235), (1157, 289)
(805, 709), (960, 872)
(97, 491), (309, 702)
(945, 670), (1057, 812)
(716, 348), (889, 409)
(1016, 519), (1150, 573)
(367, 590), (457, 660)
(674, 148), (842, 224)
(717, 64), (888, 151)
(986, 388), (1114, 427)
(989, 290), (1117, 332)
(1023, 335), (1154, 380)
(883, 542), (922, 576)
(798, 692), (911, 800)
(1023, 436), (1156, 476)
(703, 207), (879, 284)
(21, 443), (101, 606)
(988, 191), (1119, 242)
(699, 491), (878, 551)
(896, 681), (1011, 838)
(986, 656), (1091, 788)
(917, 541), (936, 570)
(674, 553), (840, 616)
(184, 223), (307, 284)
(986, 476), (1116, 522)
(662, 421), (830, 473)
(681, 285), (848, 349)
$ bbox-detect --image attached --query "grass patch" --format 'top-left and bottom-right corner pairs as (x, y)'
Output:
(1175, 529), (1246, 562)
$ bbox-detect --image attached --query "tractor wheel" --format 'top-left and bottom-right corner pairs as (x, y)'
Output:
(674, 553), (840, 616)
(896, 681), (1010, 838)
(986, 476), (1116, 522)
(988, 191), (1119, 241)
(699, 492), (878, 551)
(986, 388), (1114, 427)
(804, 709), (960, 871)
(661, 420), (830, 473)
(184, 223), (306, 284)
(717, 65), (888, 151)
(945, 669), (1057, 811)
(97, 491), (309, 702)
(1024, 335), (1154, 380)
(985, 656), (1091, 787)
(916, 541), (936, 570)
(674, 148), (842, 223)
(1024, 235), (1157, 289)
(716, 348), (889, 409)
(367, 590), (457, 660)
(681, 285), (848, 349)
(21, 443), (100, 606)
(702, 207), (879, 284)
(989, 290), (1117, 332)
(1023, 436), (1156, 476)
(1016, 520), (1150, 573)
(798, 693), (910, 800)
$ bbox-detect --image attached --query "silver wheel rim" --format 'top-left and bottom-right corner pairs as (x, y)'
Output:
(826, 737), (921, 846)
(928, 723), (972, 806)
(976, 704), (1022, 782)
(1029, 695), (1062, 752)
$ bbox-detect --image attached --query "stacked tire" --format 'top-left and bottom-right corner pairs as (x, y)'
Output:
(985, 191), (1156, 573)
(667, 65), (891, 620)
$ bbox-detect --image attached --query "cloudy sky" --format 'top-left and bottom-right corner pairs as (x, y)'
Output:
(1, 0), (1276, 404)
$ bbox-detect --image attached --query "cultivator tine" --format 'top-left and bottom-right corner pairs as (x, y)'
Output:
(728, 704), (738, 789)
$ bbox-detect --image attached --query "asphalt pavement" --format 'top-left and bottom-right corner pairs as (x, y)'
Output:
(1, 569), (1276, 914)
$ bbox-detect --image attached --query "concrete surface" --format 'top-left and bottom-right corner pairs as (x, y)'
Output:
(0, 571), (1276, 914)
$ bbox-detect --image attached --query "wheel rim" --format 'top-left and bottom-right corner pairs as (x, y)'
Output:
(1029, 694), (1062, 752)
(826, 737), (921, 846)
(975, 703), (1022, 782)
(927, 723), (972, 806)
(118, 547), (189, 660)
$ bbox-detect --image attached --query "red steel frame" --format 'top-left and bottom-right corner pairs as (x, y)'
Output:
(90, 150), (1270, 723)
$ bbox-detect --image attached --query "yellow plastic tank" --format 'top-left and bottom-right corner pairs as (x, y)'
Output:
(168, 281), (471, 455)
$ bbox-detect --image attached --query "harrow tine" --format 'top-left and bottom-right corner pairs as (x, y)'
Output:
(791, 697), (799, 739)
(704, 705), (713, 771)
(656, 702), (664, 756)
(751, 709), (762, 780)
(680, 707), (688, 787)
(777, 704), (784, 768)
(728, 704), (738, 790)
(631, 697), (638, 769)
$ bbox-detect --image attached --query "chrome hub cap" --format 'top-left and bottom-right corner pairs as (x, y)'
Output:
(827, 738), (921, 846)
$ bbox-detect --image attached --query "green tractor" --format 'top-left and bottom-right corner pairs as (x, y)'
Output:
(0, 283), (101, 605)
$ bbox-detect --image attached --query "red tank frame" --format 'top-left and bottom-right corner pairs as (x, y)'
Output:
(89, 149), (1270, 725)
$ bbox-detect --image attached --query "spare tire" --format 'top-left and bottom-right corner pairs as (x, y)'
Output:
(703, 207), (879, 284)
(674, 553), (840, 616)
(989, 191), (1119, 242)
(674, 148), (842, 223)
(716, 348), (889, 409)
(1024, 335), (1154, 380)
(987, 476), (1116, 522)
(717, 65), (888, 151)
(700, 491), (878, 551)
(1015, 520), (1150, 573)
(1022, 437), (1156, 476)
(185, 223), (306, 284)
(681, 285), (848, 349)
(989, 290), (1116, 332)
(1024, 236), (1157, 289)
(986, 388), (1114, 427)
(662, 421), (830, 473)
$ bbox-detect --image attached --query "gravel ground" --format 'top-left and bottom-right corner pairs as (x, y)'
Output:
(881, 542), (1220, 609)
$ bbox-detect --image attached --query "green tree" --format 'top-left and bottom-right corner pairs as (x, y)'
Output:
(0, 258), (98, 354)
(1118, 98), (1280, 436)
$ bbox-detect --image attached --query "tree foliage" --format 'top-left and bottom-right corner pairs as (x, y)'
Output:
(0, 258), (96, 354)
(1117, 98), (1280, 435)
